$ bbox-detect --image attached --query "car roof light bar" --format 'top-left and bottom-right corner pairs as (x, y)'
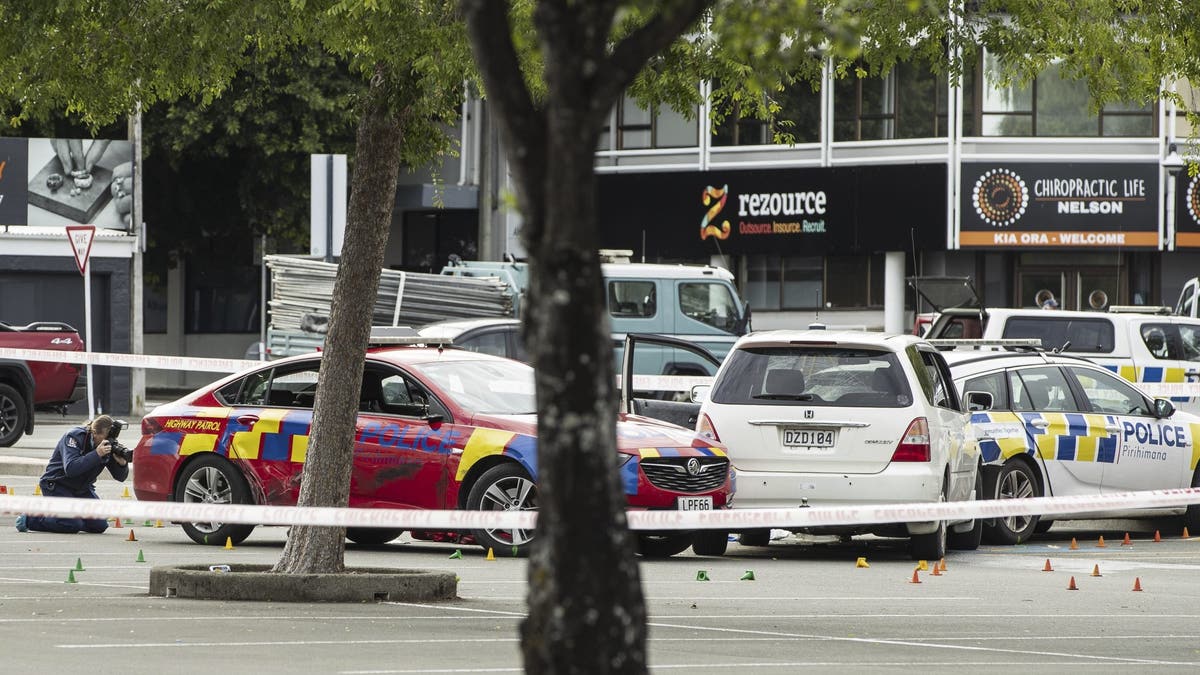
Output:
(367, 326), (455, 347)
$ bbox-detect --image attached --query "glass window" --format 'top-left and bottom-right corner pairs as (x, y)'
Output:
(746, 255), (782, 311)
(608, 280), (657, 317)
(1178, 324), (1200, 362)
(458, 330), (509, 358)
(186, 264), (259, 334)
(746, 254), (882, 310)
(614, 94), (698, 149)
(1034, 61), (1098, 136)
(963, 371), (1007, 409)
(712, 346), (912, 408)
(782, 256), (823, 309)
(679, 282), (739, 333)
(1140, 323), (1175, 360)
(1068, 366), (1151, 416)
(415, 359), (536, 415)
(911, 349), (957, 410)
(1011, 366), (1079, 412)
(1001, 317), (1115, 354)
(825, 256), (870, 308)
(655, 106), (697, 148)
(835, 68), (898, 142)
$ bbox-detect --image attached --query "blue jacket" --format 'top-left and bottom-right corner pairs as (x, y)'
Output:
(40, 425), (130, 496)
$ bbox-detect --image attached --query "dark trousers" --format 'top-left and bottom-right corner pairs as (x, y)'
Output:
(25, 481), (108, 534)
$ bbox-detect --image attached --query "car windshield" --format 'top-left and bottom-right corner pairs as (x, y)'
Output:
(711, 346), (911, 407)
(413, 359), (536, 414)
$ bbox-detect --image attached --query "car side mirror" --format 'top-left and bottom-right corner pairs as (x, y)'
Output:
(965, 391), (993, 412)
(691, 384), (712, 404)
(1154, 398), (1176, 419)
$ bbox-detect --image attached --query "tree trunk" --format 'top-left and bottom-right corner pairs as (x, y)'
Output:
(273, 67), (406, 575)
(517, 116), (648, 674)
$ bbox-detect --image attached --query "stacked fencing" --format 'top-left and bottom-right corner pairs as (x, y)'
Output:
(265, 255), (517, 332)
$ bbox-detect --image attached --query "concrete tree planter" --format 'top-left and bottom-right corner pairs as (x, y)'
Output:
(149, 564), (457, 603)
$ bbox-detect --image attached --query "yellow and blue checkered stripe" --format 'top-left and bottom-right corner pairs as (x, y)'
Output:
(1103, 364), (1190, 402)
(971, 411), (1117, 464)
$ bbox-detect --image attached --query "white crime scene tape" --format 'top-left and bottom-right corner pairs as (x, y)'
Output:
(0, 346), (703, 391)
(3, 488), (1200, 531)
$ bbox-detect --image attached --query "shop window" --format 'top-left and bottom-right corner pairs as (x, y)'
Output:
(746, 254), (883, 310)
(712, 80), (821, 146)
(614, 94), (698, 149)
(834, 61), (954, 141)
(977, 52), (1154, 137)
(186, 264), (259, 334)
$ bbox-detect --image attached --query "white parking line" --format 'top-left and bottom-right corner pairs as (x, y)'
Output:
(338, 663), (1163, 674)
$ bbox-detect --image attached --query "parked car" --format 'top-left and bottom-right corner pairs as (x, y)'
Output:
(946, 349), (1200, 542)
(0, 321), (86, 447)
(694, 330), (981, 560)
(416, 318), (525, 362)
(132, 341), (733, 557)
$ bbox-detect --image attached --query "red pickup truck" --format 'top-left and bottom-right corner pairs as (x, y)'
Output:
(0, 322), (86, 447)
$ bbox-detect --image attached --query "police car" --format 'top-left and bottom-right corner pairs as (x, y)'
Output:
(132, 341), (733, 556)
(945, 350), (1200, 543)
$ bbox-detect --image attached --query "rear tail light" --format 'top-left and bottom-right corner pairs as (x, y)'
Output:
(891, 417), (931, 462)
(697, 413), (721, 443)
(141, 418), (162, 436)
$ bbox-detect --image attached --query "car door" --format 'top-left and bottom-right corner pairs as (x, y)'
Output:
(352, 364), (460, 509)
(1065, 365), (1191, 492)
(916, 348), (974, 501)
(1008, 365), (1109, 496)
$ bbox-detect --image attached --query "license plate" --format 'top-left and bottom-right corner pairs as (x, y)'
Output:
(784, 429), (836, 447)
(677, 496), (713, 511)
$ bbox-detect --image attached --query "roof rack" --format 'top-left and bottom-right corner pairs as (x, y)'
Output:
(367, 326), (454, 348)
(927, 338), (1043, 349)
(1108, 305), (1174, 315)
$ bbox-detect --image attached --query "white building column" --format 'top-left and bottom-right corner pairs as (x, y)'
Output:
(884, 251), (906, 334)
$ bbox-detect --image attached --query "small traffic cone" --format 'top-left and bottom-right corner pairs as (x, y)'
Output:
(1154, 530), (1162, 543)
(909, 569), (921, 584)
(1067, 576), (1078, 590)
(448, 549), (463, 559)
(739, 570), (756, 581)
(1069, 537), (1079, 550)
(113, 518), (123, 529)
(224, 537), (234, 550)
(65, 569), (77, 584)
(1132, 577), (1143, 592)
(1097, 536), (1107, 548)
(917, 560), (929, 571)
(1121, 532), (1132, 546)
(931, 563), (942, 577)
(486, 548), (495, 561)
(856, 557), (870, 568)
(121, 487), (131, 499)
(143, 520), (153, 528)
(74, 557), (84, 572)
(1042, 559), (1054, 572)
(135, 549), (145, 563)
(126, 529), (137, 542)
(33, 484), (41, 496)
(938, 558), (947, 572)
(1184, 527), (1191, 539)
(1091, 564), (1102, 577)
(155, 520), (164, 528)
(0, 485), (7, 494)
(512, 546), (518, 558)
(695, 570), (710, 581)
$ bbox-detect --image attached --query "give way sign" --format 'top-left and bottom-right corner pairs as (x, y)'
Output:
(65, 225), (96, 276)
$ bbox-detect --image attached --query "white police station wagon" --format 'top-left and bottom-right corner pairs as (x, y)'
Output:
(696, 331), (981, 560)
(946, 350), (1200, 543)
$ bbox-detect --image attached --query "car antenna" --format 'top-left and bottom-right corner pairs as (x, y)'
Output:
(1053, 340), (1072, 354)
(910, 228), (920, 316)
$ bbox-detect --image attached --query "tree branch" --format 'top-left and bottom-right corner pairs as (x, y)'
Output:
(593, 0), (712, 112)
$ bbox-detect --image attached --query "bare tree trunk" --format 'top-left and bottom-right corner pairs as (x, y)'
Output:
(273, 66), (406, 575)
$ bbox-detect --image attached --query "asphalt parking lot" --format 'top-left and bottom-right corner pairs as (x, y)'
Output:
(5, 423), (1200, 672)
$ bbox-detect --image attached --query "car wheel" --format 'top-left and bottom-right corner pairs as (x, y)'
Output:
(466, 463), (537, 557)
(636, 534), (694, 558)
(738, 529), (772, 547)
(1034, 520), (1055, 535)
(982, 460), (1041, 545)
(0, 383), (28, 448)
(175, 454), (255, 546)
(691, 530), (729, 557)
(1185, 467), (1200, 532)
(346, 528), (404, 546)
(910, 519), (947, 561)
(948, 467), (983, 551)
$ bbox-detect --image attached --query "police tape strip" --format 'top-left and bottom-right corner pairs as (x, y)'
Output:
(0, 346), (705, 392)
(3, 487), (1200, 531)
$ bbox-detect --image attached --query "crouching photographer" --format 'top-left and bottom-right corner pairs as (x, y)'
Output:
(15, 415), (131, 534)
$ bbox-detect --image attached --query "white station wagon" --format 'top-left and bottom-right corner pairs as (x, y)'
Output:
(696, 331), (982, 560)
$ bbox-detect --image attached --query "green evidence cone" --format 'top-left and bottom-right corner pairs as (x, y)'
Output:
(448, 549), (463, 560)
(66, 569), (77, 584)
(740, 570), (756, 581)
(136, 549), (146, 563)
(74, 557), (84, 572)
(695, 570), (711, 582)
(512, 545), (518, 558)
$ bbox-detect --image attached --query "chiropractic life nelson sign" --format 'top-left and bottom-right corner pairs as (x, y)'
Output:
(959, 162), (1159, 249)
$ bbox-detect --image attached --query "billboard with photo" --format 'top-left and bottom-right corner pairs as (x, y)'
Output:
(0, 137), (132, 230)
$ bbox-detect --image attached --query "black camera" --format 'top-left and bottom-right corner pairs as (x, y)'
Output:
(108, 419), (133, 462)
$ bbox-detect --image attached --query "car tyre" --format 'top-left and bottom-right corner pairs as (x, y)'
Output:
(175, 454), (255, 546)
(1034, 520), (1055, 535)
(0, 383), (28, 448)
(1185, 467), (1200, 532)
(691, 530), (729, 557)
(982, 460), (1041, 545)
(466, 463), (537, 557)
(738, 529), (772, 547)
(636, 534), (694, 558)
(346, 528), (404, 546)
(948, 467), (983, 551)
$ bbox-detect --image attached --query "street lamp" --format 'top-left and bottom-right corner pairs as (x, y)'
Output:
(1165, 143), (1186, 250)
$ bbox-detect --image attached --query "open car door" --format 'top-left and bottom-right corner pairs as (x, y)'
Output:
(619, 333), (721, 429)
